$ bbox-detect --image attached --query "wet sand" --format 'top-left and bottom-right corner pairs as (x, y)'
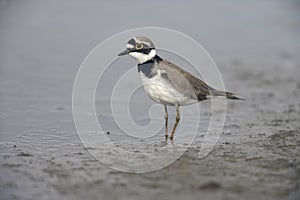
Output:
(1, 0), (300, 200)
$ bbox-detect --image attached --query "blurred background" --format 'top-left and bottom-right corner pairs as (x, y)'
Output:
(0, 0), (299, 200)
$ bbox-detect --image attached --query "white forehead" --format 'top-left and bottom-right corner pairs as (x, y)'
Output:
(126, 43), (134, 49)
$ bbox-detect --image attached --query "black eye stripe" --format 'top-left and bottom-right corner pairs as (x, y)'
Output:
(128, 47), (153, 54)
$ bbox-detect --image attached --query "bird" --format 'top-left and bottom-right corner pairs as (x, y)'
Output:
(118, 36), (243, 141)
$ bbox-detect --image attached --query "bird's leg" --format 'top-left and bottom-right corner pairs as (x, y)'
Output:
(170, 105), (180, 141)
(164, 105), (168, 141)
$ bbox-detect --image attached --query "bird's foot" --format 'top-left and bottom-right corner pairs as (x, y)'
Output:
(165, 135), (168, 141)
(164, 135), (169, 145)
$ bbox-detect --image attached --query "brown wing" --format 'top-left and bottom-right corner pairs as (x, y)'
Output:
(158, 60), (214, 101)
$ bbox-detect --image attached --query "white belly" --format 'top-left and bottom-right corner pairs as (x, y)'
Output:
(139, 71), (197, 106)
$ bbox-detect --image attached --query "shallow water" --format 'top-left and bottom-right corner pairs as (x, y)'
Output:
(1, 0), (300, 199)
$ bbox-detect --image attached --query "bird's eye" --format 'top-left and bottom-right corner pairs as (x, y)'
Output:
(135, 43), (144, 50)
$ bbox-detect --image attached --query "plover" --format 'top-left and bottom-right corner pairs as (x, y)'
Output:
(118, 36), (243, 141)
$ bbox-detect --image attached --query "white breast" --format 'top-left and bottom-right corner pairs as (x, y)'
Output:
(139, 70), (197, 106)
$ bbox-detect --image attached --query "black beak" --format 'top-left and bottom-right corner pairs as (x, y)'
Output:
(118, 49), (129, 56)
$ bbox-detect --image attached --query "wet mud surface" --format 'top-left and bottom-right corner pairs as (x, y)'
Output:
(1, 0), (300, 199)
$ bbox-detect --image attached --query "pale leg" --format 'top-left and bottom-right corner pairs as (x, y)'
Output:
(164, 105), (168, 140)
(170, 105), (180, 141)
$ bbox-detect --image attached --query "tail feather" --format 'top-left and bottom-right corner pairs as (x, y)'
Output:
(211, 90), (245, 100)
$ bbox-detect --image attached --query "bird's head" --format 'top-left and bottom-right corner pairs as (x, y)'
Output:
(118, 36), (157, 64)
